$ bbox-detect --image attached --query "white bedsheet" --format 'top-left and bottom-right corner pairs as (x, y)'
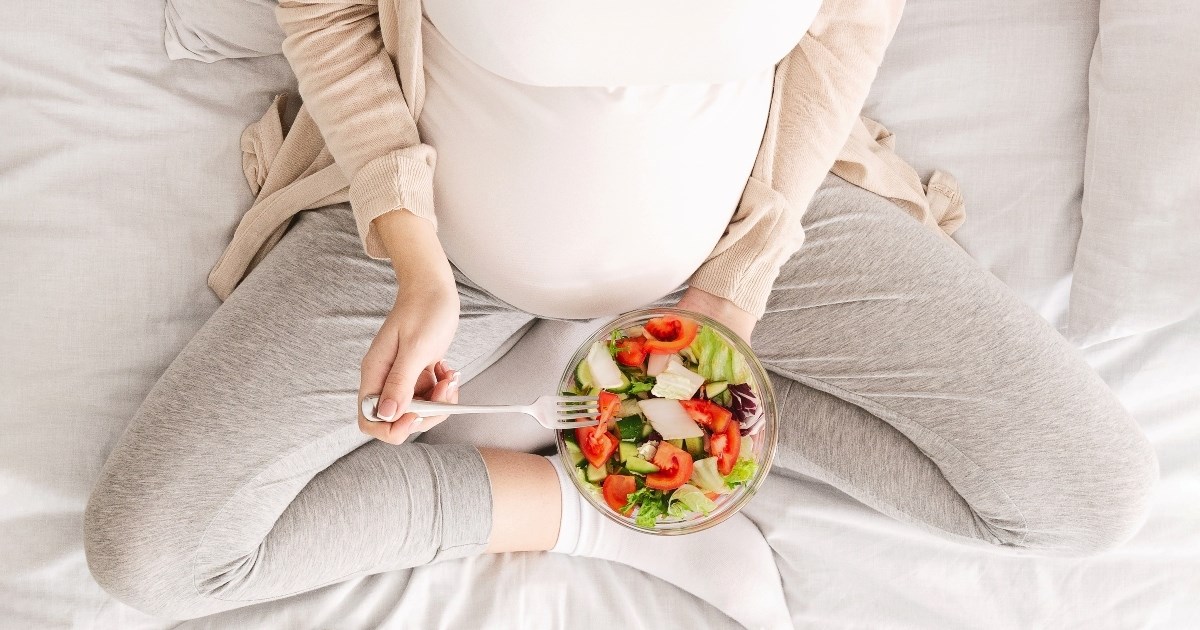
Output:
(2, 1), (1197, 629)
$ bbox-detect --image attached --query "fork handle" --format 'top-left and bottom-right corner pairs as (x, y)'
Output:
(362, 396), (524, 421)
(406, 400), (526, 417)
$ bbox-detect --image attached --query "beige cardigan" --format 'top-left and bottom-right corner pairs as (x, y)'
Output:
(209, 0), (964, 318)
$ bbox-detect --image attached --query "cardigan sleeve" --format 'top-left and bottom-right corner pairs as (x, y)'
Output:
(277, 0), (435, 259)
(686, 0), (906, 318)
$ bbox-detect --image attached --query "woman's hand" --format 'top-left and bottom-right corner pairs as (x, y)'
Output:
(675, 286), (758, 344)
(357, 210), (461, 444)
(358, 285), (460, 443)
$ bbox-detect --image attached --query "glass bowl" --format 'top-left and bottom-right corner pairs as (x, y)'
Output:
(554, 307), (778, 535)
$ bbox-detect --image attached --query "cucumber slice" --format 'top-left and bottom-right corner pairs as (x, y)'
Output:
(625, 456), (660, 475)
(705, 381), (729, 398)
(565, 440), (585, 467)
(684, 436), (706, 459)
(616, 416), (644, 441)
(573, 466), (590, 487)
(586, 463), (608, 483)
(667, 438), (684, 449)
(618, 442), (639, 462)
(640, 421), (653, 438)
(574, 360), (594, 392)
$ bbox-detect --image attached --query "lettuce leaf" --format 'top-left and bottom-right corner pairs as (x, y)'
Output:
(723, 458), (758, 488)
(687, 326), (750, 385)
(607, 329), (624, 357)
(688, 457), (730, 494)
(649, 360), (705, 400)
(669, 484), (717, 517)
(622, 486), (671, 529)
(625, 378), (655, 395)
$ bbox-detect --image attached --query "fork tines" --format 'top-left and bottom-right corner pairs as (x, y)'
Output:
(553, 395), (601, 422)
(556, 396), (604, 424)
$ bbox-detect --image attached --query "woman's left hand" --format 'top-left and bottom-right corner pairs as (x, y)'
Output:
(674, 286), (757, 344)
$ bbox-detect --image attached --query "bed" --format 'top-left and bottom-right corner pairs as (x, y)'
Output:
(2, 0), (1197, 628)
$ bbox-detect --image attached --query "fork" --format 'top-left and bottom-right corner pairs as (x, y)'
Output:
(360, 394), (601, 430)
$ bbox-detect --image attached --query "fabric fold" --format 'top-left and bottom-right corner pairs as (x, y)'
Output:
(831, 116), (965, 242)
(208, 97), (350, 300)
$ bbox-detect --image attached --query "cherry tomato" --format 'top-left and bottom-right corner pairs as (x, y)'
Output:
(576, 425), (619, 469)
(679, 399), (732, 433)
(614, 337), (649, 367)
(597, 390), (622, 425)
(602, 475), (637, 515)
(646, 440), (694, 490)
(708, 420), (742, 476)
(643, 315), (700, 354)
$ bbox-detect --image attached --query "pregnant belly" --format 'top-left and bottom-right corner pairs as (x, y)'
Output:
(419, 21), (774, 318)
(435, 164), (742, 319)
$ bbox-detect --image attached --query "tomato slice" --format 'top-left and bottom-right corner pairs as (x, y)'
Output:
(643, 315), (700, 354)
(597, 390), (622, 426)
(708, 421), (742, 476)
(602, 475), (637, 515)
(614, 337), (649, 368)
(646, 440), (694, 491)
(679, 399), (732, 433)
(576, 425), (619, 469)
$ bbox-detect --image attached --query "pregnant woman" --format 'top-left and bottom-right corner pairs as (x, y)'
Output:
(85, 0), (1158, 627)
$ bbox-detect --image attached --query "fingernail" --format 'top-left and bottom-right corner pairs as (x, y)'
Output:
(438, 360), (449, 372)
(377, 398), (398, 421)
(450, 372), (460, 387)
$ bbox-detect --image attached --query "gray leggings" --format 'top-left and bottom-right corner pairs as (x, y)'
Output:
(84, 175), (1158, 619)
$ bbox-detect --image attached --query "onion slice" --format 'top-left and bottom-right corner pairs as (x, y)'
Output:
(638, 398), (704, 439)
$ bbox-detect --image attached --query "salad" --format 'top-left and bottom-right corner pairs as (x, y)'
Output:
(561, 314), (764, 529)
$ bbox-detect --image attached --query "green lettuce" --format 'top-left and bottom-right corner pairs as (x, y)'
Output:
(688, 457), (730, 494)
(687, 326), (750, 385)
(607, 328), (630, 358)
(668, 484), (717, 517)
(615, 364), (656, 396)
(723, 458), (758, 487)
(622, 486), (670, 529)
(624, 378), (655, 395)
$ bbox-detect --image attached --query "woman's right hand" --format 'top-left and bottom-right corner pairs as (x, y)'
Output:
(357, 210), (461, 444)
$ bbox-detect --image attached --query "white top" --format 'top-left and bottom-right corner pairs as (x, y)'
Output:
(422, 0), (820, 87)
(417, 2), (816, 318)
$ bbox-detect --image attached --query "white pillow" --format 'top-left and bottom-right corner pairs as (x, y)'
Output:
(1067, 0), (1200, 346)
(861, 0), (1099, 328)
(164, 0), (282, 62)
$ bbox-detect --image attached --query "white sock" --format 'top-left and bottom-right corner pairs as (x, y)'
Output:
(546, 457), (791, 630)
